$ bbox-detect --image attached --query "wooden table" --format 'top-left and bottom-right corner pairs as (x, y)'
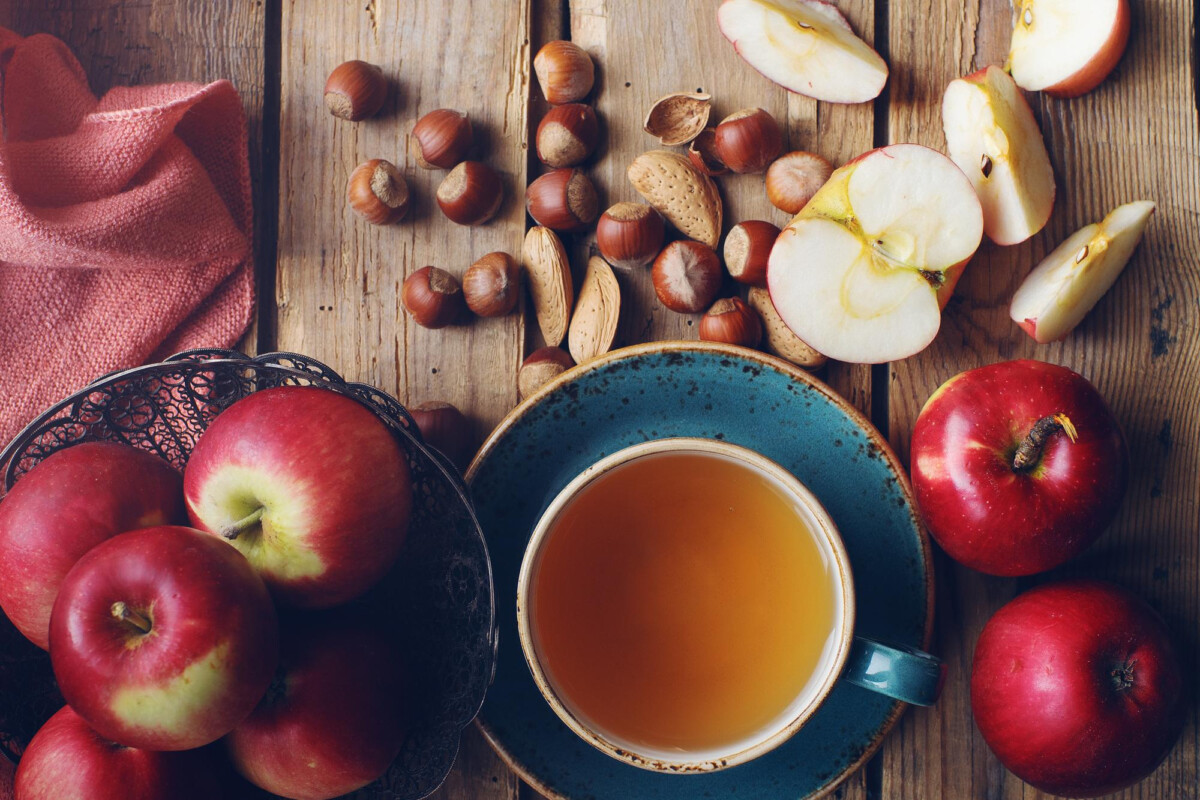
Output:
(4, 1), (1196, 798)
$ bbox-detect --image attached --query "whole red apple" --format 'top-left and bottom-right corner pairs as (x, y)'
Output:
(225, 615), (412, 800)
(184, 386), (412, 608)
(14, 705), (221, 800)
(0, 441), (185, 649)
(972, 580), (1185, 797)
(49, 525), (278, 751)
(910, 359), (1127, 575)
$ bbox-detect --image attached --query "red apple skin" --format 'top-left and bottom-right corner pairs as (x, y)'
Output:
(1044, 0), (1131, 98)
(972, 580), (1185, 797)
(49, 526), (278, 751)
(910, 360), (1127, 576)
(184, 386), (412, 608)
(225, 616), (412, 800)
(14, 705), (222, 800)
(0, 441), (185, 649)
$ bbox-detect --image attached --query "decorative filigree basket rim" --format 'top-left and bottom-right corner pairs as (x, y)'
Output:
(0, 349), (499, 799)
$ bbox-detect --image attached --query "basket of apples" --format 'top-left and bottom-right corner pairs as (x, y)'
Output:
(0, 349), (497, 800)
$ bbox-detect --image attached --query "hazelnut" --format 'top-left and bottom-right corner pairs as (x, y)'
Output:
(437, 161), (504, 226)
(723, 220), (781, 286)
(595, 203), (664, 269)
(324, 60), (387, 121)
(526, 168), (599, 232)
(462, 252), (520, 317)
(714, 108), (783, 174)
(409, 401), (474, 469)
(536, 104), (599, 168)
(652, 241), (722, 313)
(766, 151), (834, 214)
(699, 297), (763, 348)
(412, 109), (473, 170)
(533, 40), (595, 105)
(518, 347), (575, 399)
(687, 128), (728, 176)
(643, 92), (711, 146)
(346, 159), (409, 225)
(402, 266), (465, 329)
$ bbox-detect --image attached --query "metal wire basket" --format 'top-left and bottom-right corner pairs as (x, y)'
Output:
(0, 349), (498, 800)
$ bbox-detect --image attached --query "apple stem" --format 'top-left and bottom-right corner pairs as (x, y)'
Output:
(1013, 413), (1078, 472)
(110, 602), (152, 635)
(222, 507), (265, 541)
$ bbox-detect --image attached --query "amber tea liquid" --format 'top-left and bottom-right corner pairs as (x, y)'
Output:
(529, 449), (841, 757)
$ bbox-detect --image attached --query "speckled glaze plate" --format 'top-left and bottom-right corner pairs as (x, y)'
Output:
(465, 342), (933, 800)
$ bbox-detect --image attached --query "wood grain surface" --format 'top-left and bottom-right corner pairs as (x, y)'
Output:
(5, 0), (1199, 798)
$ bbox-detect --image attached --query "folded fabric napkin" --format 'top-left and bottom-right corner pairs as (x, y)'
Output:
(0, 27), (255, 451)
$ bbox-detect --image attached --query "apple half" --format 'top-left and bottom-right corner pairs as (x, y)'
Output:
(717, 0), (887, 104)
(943, 65), (1055, 246)
(1008, 0), (1131, 97)
(1010, 200), (1154, 343)
(767, 144), (984, 364)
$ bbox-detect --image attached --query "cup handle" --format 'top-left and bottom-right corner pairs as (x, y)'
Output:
(841, 637), (945, 707)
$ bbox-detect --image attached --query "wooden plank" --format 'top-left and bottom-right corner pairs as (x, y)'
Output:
(273, 2), (530, 799)
(882, 0), (1200, 798)
(0, 0), (268, 355)
(274, 0), (530, 437)
(558, 1), (877, 797)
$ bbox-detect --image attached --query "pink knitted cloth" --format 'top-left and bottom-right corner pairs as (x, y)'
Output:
(0, 27), (255, 450)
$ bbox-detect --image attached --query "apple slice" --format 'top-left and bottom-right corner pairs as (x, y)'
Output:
(1008, 0), (1131, 98)
(942, 66), (1055, 246)
(1010, 200), (1154, 343)
(717, 0), (887, 104)
(767, 144), (983, 364)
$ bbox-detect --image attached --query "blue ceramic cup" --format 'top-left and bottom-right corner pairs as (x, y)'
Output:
(516, 438), (944, 773)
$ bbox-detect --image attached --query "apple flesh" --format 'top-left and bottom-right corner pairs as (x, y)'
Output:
(185, 386), (412, 608)
(942, 65), (1055, 246)
(717, 0), (887, 104)
(14, 705), (221, 800)
(225, 616), (412, 800)
(49, 525), (278, 751)
(911, 360), (1127, 576)
(767, 144), (983, 364)
(972, 580), (1185, 797)
(1008, 0), (1131, 98)
(1011, 200), (1154, 343)
(0, 441), (185, 650)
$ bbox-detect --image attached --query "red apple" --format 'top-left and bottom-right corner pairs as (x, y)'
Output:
(910, 360), (1127, 576)
(14, 705), (221, 800)
(972, 580), (1185, 797)
(0, 441), (185, 649)
(49, 526), (278, 751)
(184, 386), (412, 608)
(225, 616), (412, 800)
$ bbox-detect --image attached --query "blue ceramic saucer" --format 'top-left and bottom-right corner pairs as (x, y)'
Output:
(466, 342), (933, 799)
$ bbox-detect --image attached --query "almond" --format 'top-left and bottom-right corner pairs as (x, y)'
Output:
(643, 92), (711, 146)
(627, 150), (723, 249)
(747, 287), (827, 368)
(522, 226), (574, 346)
(568, 257), (621, 364)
